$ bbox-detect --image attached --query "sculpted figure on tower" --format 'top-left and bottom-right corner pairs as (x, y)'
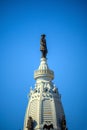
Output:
(40, 34), (48, 58)
(26, 117), (33, 130)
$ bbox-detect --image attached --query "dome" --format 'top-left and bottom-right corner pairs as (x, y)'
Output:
(38, 58), (49, 70)
(34, 58), (54, 81)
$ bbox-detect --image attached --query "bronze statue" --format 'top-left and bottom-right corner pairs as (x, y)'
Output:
(61, 115), (67, 130)
(40, 34), (48, 58)
(26, 116), (33, 130)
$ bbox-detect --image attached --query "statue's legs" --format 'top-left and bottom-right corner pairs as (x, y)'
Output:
(41, 50), (47, 58)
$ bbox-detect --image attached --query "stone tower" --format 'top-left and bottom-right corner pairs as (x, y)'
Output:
(23, 35), (68, 130)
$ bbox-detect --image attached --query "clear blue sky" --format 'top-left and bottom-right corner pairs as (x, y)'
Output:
(0, 0), (87, 130)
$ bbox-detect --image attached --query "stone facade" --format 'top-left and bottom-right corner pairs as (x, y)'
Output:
(23, 58), (67, 130)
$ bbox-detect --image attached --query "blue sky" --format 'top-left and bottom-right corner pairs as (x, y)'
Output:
(0, 0), (87, 130)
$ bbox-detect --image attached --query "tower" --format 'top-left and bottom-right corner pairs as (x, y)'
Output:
(23, 35), (68, 130)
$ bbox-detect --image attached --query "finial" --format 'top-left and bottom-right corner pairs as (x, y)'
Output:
(40, 34), (48, 58)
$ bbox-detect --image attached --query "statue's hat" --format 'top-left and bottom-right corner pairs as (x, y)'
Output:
(41, 34), (46, 37)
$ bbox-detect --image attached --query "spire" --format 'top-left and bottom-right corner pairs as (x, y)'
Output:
(23, 35), (68, 130)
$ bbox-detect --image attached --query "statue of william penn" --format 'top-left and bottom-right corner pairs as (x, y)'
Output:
(40, 34), (48, 58)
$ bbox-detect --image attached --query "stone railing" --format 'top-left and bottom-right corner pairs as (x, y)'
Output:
(34, 69), (54, 80)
